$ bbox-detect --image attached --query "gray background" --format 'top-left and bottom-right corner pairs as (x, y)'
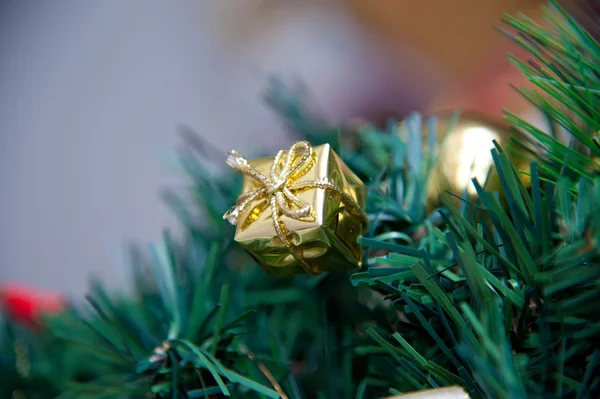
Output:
(1, 1), (441, 297)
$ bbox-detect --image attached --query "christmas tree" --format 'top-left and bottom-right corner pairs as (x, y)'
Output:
(2, 1), (599, 398)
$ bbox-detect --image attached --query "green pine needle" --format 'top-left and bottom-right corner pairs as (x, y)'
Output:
(3, 2), (600, 398)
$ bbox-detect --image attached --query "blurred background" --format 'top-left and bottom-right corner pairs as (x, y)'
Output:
(0, 0), (572, 297)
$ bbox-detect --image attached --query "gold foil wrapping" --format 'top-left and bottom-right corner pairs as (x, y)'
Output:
(225, 142), (366, 276)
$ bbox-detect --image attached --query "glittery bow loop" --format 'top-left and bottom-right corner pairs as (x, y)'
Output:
(223, 141), (366, 274)
(223, 141), (317, 226)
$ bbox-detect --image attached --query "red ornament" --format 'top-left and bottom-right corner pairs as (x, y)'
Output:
(0, 282), (66, 327)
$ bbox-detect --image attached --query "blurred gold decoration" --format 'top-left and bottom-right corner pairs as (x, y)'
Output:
(223, 141), (367, 276)
(382, 386), (469, 399)
(414, 112), (531, 208)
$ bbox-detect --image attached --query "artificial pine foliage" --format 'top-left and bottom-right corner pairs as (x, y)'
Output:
(1, 1), (599, 397)
(502, 1), (600, 186)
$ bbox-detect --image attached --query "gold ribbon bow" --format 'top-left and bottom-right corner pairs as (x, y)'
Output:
(223, 141), (366, 273)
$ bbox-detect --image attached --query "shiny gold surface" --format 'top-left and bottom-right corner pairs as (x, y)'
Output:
(416, 112), (531, 208)
(226, 142), (366, 276)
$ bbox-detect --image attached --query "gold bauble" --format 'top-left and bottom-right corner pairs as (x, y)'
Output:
(407, 111), (531, 209)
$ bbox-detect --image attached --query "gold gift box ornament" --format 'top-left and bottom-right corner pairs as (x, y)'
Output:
(223, 141), (367, 276)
